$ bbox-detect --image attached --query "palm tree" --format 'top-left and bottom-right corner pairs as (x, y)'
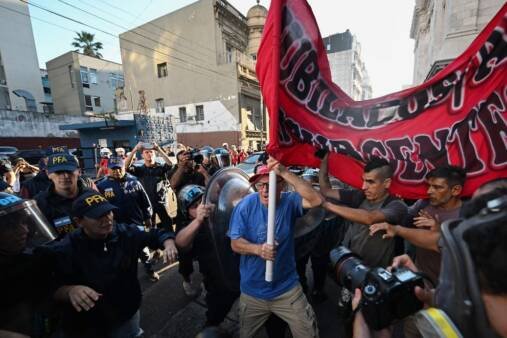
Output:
(72, 31), (103, 58)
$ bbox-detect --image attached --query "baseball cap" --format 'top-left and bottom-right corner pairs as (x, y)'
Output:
(249, 165), (271, 183)
(72, 191), (118, 219)
(47, 153), (78, 174)
(108, 157), (125, 169)
(45, 145), (68, 157)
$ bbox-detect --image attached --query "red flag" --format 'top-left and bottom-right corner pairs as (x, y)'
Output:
(257, 0), (507, 199)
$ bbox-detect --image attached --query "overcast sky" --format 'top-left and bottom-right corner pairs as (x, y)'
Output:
(27, 0), (415, 98)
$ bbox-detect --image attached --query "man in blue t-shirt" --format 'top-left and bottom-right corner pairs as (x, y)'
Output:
(228, 157), (323, 338)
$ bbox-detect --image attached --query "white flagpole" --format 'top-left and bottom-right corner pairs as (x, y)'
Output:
(265, 170), (277, 282)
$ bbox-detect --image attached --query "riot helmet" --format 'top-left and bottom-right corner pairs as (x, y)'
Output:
(178, 184), (205, 218)
(211, 148), (231, 168)
(200, 146), (214, 164)
(0, 192), (57, 255)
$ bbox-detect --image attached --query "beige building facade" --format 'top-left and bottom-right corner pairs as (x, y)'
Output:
(323, 30), (373, 101)
(119, 0), (268, 150)
(46, 51), (123, 116)
(410, 0), (504, 84)
(0, 0), (45, 112)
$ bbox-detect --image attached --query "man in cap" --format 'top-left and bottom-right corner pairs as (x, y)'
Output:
(125, 142), (175, 231)
(20, 146), (68, 199)
(97, 156), (178, 281)
(228, 158), (323, 338)
(45, 191), (177, 337)
(0, 158), (15, 192)
(35, 153), (93, 237)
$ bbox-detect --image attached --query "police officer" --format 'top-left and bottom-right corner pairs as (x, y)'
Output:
(45, 191), (177, 337)
(175, 185), (238, 326)
(125, 142), (174, 230)
(0, 192), (57, 337)
(97, 157), (178, 281)
(208, 148), (231, 176)
(34, 153), (93, 237)
(170, 150), (207, 296)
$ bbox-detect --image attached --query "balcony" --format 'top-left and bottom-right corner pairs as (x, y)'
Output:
(236, 51), (257, 81)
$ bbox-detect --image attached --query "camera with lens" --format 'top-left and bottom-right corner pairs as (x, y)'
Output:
(331, 246), (424, 330)
(188, 149), (204, 165)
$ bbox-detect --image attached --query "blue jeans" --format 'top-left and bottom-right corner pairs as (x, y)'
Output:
(110, 310), (143, 338)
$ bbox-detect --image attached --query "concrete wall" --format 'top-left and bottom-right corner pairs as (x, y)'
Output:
(0, 109), (88, 137)
(0, 0), (45, 111)
(47, 51), (123, 115)
(46, 52), (83, 115)
(119, 0), (241, 121)
(411, 0), (504, 84)
(77, 53), (123, 114)
(328, 50), (353, 97)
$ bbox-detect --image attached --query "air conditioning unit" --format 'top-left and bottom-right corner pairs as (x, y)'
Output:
(187, 115), (195, 121)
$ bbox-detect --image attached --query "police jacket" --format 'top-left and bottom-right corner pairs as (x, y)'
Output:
(34, 180), (92, 237)
(43, 223), (174, 332)
(19, 171), (51, 199)
(97, 174), (152, 226)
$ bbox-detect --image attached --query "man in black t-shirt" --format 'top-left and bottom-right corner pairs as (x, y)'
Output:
(126, 142), (174, 230)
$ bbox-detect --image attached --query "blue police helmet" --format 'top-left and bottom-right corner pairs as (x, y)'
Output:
(178, 185), (205, 218)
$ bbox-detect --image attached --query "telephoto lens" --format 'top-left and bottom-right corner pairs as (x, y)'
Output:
(330, 246), (424, 330)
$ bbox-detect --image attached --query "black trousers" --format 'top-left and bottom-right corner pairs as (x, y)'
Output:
(151, 204), (173, 230)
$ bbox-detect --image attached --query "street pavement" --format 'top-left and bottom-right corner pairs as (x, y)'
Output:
(139, 260), (345, 338)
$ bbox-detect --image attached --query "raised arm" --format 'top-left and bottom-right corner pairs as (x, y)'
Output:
(125, 142), (142, 168)
(153, 143), (173, 166)
(268, 157), (323, 209)
(319, 153), (341, 200)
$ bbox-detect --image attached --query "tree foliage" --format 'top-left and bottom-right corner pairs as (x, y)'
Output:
(71, 31), (103, 58)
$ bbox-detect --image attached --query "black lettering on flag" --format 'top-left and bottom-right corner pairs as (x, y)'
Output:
(449, 118), (485, 174)
(476, 91), (507, 167)
(337, 108), (367, 128)
(473, 27), (507, 84)
(286, 48), (320, 101)
(414, 129), (451, 169)
(385, 137), (427, 182)
(361, 139), (388, 158)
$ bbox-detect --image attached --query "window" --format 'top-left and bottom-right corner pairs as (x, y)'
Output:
(94, 96), (101, 107)
(155, 98), (165, 113)
(80, 67), (89, 87)
(89, 68), (97, 84)
(157, 62), (168, 78)
(110, 73), (124, 88)
(195, 105), (204, 121)
(179, 106), (187, 123)
(84, 95), (92, 111)
(225, 44), (233, 64)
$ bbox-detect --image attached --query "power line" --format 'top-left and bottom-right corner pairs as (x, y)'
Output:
(73, 0), (217, 60)
(99, 0), (222, 56)
(56, 0), (212, 66)
(2, 1), (238, 86)
(21, 0), (242, 84)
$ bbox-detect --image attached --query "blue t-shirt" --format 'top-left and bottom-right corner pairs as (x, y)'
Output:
(228, 191), (303, 300)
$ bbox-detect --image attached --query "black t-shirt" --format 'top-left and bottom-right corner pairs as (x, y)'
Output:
(128, 163), (173, 205)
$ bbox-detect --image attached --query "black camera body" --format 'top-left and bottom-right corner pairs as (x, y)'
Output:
(331, 246), (424, 330)
(188, 149), (203, 165)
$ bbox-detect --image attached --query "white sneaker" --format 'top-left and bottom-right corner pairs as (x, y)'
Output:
(183, 281), (199, 297)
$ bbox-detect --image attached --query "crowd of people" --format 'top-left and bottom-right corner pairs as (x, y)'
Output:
(0, 142), (506, 338)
